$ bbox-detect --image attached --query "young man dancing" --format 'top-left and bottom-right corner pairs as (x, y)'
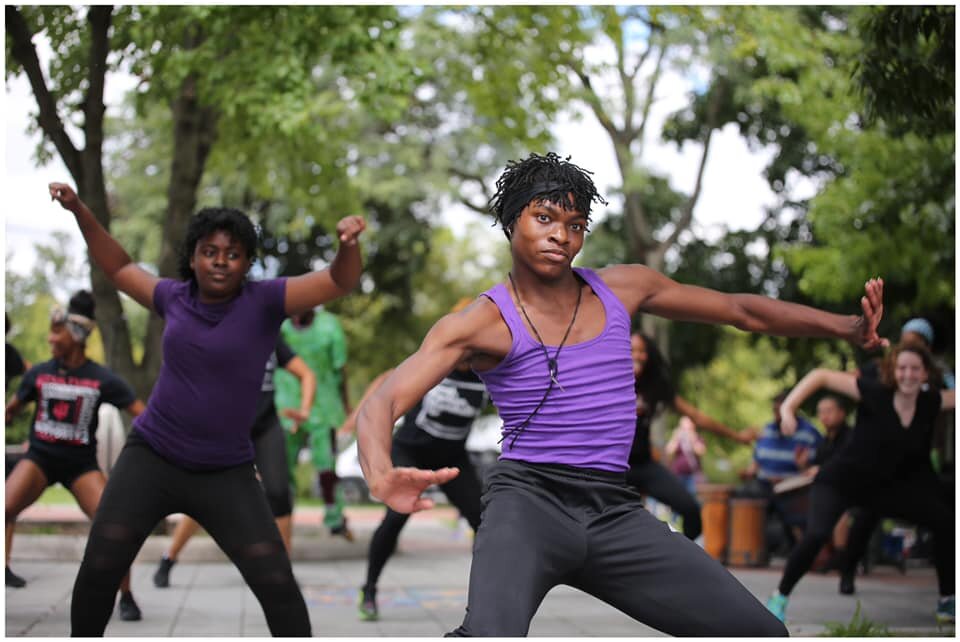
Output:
(357, 152), (886, 636)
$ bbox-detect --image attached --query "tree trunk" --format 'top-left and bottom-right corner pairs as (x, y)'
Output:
(139, 75), (220, 391)
(8, 7), (219, 402)
(80, 7), (144, 394)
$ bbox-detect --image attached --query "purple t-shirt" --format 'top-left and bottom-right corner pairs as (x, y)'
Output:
(477, 268), (636, 472)
(133, 278), (287, 469)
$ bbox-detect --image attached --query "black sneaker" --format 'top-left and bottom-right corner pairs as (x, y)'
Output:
(117, 591), (142, 621)
(839, 571), (855, 595)
(357, 587), (378, 621)
(330, 520), (354, 542)
(5, 566), (26, 588)
(153, 556), (175, 588)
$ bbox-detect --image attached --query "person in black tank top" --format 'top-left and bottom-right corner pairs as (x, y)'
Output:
(767, 343), (955, 625)
(357, 153), (887, 637)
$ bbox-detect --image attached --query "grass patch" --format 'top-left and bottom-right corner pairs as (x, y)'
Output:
(821, 602), (891, 637)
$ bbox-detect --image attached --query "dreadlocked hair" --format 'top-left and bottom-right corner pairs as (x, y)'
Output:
(488, 152), (608, 239)
(178, 207), (260, 281)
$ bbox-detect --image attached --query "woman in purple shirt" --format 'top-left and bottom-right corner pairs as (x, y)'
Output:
(356, 152), (886, 637)
(48, 182), (364, 637)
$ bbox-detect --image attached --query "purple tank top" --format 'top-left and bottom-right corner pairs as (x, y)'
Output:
(476, 267), (636, 472)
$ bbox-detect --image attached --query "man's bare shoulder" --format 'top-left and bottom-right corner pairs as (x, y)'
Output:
(430, 294), (511, 363)
(596, 264), (665, 312)
(597, 263), (656, 285)
(436, 295), (505, 339)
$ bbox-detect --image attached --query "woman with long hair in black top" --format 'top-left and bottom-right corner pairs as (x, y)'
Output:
(627, 331), (755, 540)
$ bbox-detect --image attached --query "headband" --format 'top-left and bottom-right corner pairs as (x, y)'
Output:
(50, 305), (95, 343)
(500, 181), (578, 232)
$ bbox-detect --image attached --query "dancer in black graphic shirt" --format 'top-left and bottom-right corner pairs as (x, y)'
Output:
(4, 291), (146, 623)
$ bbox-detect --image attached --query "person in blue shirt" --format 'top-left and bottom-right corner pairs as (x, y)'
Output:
(742, 390), (823, 549)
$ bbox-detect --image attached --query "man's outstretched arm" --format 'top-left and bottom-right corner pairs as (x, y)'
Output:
(357, 304), (496, 513)
(603, 264), (887, 350)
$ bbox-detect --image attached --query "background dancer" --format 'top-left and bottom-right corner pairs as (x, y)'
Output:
(5, 291), (145, 622)
(152, 336), (315, 587)
(665, 416), (705, 495)
(345, 310), (488, 621)
(767, 343), (955, 625)
(356, 152), (885, 636)
(741, 390), (824, 551)
(628, 331), (755, 540)
(48, 181), (364, 636)
(276, 307), (354, 540)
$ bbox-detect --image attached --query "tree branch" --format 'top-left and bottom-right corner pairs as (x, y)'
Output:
(83, 7), (111, 159)
(5, 5), (83, 181)
(81, 6), (113, 223)
(572, 65), (621, 141)
(450, 166), (493, 212)
(635, 44), (667, 148)
(458, 196), (490, 215)
(654, 81), (724, 258)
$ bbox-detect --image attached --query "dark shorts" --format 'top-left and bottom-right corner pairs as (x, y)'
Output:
(24, 448), (100, 489)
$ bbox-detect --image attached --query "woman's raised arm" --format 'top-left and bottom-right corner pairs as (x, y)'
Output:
(49, 183), (159, 311)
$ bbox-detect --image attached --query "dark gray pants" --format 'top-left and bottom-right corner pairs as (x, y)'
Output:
(448, 460), (786, 637)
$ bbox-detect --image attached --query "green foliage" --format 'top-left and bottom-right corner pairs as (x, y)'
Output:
(678, 329), (791, 463)
(821, 601), (891, 637)
(854, 6), (954, 137)
(674, 327), (850, 480)
(785, 132), (954, 321)
(713, 6), (954, 352)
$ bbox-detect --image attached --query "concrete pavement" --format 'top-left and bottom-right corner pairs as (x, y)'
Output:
(5, 504), (953, 637)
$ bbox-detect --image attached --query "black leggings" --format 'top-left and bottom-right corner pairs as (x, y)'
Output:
(778, 476), (955, 597)
(252, 414), (293, 517)
(70, 431), (310, 636)
(625, 460), (702, 540)
(364, 441), (482, 592)
(448, 460), (785, 637)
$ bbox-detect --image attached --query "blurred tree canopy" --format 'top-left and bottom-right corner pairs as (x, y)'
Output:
(715, 6), (953, 351)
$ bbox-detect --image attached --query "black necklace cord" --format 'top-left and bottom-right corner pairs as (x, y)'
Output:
(501, 272), (583, 448)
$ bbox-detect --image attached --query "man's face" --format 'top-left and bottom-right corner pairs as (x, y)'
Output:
(510, 196), (586, 278)
(47, 321), (78, 360)
(816, 398), (846, 433)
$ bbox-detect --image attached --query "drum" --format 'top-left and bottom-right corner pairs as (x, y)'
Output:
(773, 473), (814, 529)
(697, 483), (732, 562)
(727, 497), (768, 566)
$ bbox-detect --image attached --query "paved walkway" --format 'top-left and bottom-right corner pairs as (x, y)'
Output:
(5, 504), (953, 637)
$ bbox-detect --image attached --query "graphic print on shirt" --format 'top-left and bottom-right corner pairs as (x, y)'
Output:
(415, 378), (488, 441)
(33, 373), (102, 445)
(261, 351), (279, 393)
